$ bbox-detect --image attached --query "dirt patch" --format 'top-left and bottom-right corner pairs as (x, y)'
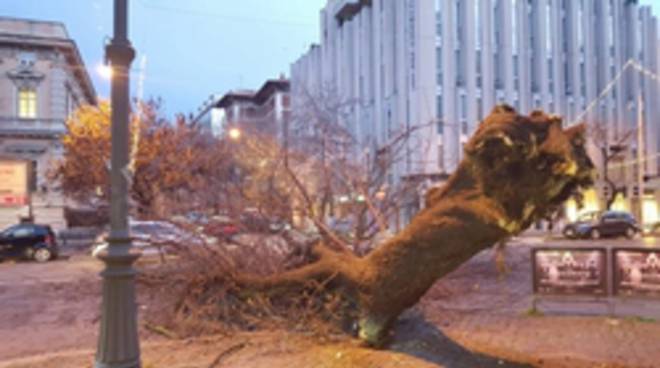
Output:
(0, 253), (530, 368)
(2, 245), (659, 367)
(0, 329), (526, 368)
(0, 257), (101, 361)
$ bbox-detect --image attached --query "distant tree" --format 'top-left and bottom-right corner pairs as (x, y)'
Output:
(52, 100), (227, 217)
(52, 101), (112, 205)
(285, 84), (433, 252)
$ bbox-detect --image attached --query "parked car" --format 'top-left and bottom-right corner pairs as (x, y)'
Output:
(240, 210), (289, 234)
(203, 216), (242, 240)
(0, 223), (58, 263)
(562, 211), (640, 239)
(92, 221), (202, 257)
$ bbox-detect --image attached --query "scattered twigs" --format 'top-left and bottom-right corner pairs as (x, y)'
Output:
(208, 341), (248, 368)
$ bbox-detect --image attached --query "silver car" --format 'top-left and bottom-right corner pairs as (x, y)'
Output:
(92, 221), (204, 257)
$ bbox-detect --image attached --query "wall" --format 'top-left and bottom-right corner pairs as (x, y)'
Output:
(0, 19), (95, 230)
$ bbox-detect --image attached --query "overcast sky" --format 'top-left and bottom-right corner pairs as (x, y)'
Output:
(3, 0), (659, 116)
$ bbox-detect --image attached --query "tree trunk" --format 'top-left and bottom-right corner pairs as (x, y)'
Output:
(232, 106), (595, 346)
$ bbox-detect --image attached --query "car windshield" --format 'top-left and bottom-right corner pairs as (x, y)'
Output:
(0, 226), (18, 236)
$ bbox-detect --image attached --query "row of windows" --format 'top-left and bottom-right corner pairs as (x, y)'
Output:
(437, 0), (643, 96)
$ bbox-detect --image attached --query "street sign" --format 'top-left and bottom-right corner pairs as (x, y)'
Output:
(532, 247), (608, 296)
(613, 248), (660, 299)
(0, 160), (29, 207)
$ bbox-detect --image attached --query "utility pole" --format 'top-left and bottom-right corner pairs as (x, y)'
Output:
(95, 1), (141, 367)
(637, 92), (645, 224)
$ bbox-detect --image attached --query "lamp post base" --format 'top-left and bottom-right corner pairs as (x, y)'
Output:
(95, 247), (141, 368)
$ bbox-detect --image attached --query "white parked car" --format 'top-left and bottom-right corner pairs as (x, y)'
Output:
(92, 221), (205, 258)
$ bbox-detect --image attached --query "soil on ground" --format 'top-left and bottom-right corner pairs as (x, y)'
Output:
(1, 240), (659, 368)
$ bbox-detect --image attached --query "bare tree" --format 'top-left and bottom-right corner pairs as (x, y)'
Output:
(589, 121), (635, 209)
(280, 84), (439, 254)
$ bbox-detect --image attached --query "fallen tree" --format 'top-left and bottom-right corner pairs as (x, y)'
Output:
(159, 106), (594, 347)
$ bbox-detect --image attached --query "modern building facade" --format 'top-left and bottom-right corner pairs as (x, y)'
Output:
(291, 0), (438, 183)
(292, 0), (660, 225)
(435, 0), (659, 224)
(193, 78), (291, 144)
(0, 17), (96, 229)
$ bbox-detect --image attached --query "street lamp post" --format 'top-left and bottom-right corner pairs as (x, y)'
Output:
(95, 1), (141, 367)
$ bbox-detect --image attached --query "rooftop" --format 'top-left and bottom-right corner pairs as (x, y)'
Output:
(0, 17), (96, 105)
(193, 78), (290, 123)
(0, 16), (70, 39)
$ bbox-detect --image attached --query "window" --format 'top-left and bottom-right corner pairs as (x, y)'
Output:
(455, 50), (462, 86)
(437, 95), (443, 118)
(512, 0), (518, 53)
(476, 97), (483, 120)
(475, 0), (481, 50)
(437, 120), (444, 134)
(18, 88), (37, 119)
(438, 144), (444, 171)
(545, 3), (552, 53)
(10, 226), (34, 238)
(436, 9), (443, 36)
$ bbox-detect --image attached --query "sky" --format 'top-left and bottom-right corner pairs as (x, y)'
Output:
(2, 0), (326, 116)
(2, 0), (659, 117)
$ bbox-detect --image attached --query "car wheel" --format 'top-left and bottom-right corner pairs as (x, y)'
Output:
(33, 248), (52, 263)
(625, 227), (636, 239)
(590, 229), (601, 240)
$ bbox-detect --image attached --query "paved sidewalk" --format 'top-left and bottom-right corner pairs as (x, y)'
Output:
(422, 244), (660, 368)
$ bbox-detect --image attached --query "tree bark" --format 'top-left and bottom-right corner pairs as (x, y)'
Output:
(232, 106), (595, 346)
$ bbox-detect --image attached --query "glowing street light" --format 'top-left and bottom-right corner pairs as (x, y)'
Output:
(228, 127), (241, 140)
(97, 63), (113, 80)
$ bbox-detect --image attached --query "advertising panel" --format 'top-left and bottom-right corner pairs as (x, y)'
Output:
(0, 160), (29, 207)
(532, 248), (608, 296)
(613, 248), (660, 298)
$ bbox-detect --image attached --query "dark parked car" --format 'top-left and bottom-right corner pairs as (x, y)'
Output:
(0, 223), (59, 262)
(562, 211), (640, 239)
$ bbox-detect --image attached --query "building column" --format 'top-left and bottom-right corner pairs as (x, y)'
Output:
(480, 0), (495, 114)
(441, 0), (459, 172)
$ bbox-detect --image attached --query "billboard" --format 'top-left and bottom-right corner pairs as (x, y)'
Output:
(0, 160), (29, 207)
(532, 248), (608, 296)
(613, 248), (660, 298)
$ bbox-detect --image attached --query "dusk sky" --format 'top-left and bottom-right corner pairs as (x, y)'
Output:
(3, 0), (659, 116)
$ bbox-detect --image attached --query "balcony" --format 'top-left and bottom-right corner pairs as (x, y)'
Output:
(0, 117), (66, 137)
